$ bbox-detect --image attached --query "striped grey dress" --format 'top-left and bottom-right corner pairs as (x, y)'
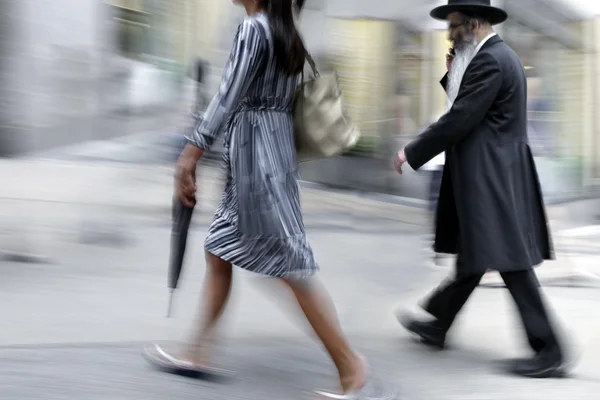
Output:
(186, 13), (318, 278)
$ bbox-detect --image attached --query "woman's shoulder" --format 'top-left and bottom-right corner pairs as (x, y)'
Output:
(231, 14), (269, 57)
(238, 13), (269, 38)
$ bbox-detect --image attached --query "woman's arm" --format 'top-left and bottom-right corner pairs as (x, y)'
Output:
(185, 19), (267, 152)
(177, 19), (267, 207)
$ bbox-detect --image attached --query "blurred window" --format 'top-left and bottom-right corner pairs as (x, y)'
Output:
(108, 5), (151, 60)
(395, 24), (424, 137)
(504, 18), (587, 200)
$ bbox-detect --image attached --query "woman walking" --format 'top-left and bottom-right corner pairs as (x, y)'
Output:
(147, 0), (369, 397)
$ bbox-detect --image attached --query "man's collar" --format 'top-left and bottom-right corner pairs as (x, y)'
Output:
(475, 32), (497, 54)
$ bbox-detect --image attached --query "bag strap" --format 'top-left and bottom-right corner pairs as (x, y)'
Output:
(305, 52), (319, 77)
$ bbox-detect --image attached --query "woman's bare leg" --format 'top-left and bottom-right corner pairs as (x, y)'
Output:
(283, 277), (366, 394)
(183, 251), (233, 365)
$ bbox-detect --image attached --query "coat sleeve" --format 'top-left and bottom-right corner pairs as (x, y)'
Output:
(186, 20), (266, 151)
(404, 53), (502, 171)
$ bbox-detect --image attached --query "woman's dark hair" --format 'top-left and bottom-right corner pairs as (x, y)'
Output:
(260, 0), (307, 75)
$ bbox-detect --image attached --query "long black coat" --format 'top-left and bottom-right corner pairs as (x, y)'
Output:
(405, 35), (553, 274)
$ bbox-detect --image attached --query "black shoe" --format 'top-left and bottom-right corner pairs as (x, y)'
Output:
(508, 351), (566, 378)
(397, 313), (446, 350)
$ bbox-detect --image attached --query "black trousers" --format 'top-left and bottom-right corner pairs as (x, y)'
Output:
(422, 262), (561, 355)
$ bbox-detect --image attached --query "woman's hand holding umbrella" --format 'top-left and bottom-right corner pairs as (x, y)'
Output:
(167, 144), (205, 317)
(176, 145), (204, 207)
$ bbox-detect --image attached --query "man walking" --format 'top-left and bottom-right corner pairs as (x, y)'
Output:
(394, 0), (565, 378)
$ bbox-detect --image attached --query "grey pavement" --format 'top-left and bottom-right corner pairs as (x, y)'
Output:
(21, 129), (600, 223)
(0, 222), (599, 399)
(0, 158), (599, 399)
(0, 158), (597, 255)
(0, 159), (431, 229)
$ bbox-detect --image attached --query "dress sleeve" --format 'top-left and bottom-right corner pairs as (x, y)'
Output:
(186, 20), (266, 150)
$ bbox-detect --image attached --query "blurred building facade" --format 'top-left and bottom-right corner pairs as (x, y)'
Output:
(297, 0), (600, 204)
(501, 0), (596, 203)
(1, 0), (599, 204)
(1, 0), (202, 155)
(0, 1), (28, 156)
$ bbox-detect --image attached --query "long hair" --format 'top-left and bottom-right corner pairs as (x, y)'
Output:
(260, 0), (307, 75)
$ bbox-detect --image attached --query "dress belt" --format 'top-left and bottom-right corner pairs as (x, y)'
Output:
(223, 99), (292, 143)
(237, 97), (292, 113)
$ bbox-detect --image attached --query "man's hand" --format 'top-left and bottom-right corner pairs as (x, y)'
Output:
(395, 149), (407, 175)
(446, 48), (454, 72)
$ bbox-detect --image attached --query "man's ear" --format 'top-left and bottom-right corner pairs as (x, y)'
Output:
(469, 19), (479, 32)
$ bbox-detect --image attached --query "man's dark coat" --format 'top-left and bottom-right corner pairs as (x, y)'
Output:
(405, 35), (553, 274)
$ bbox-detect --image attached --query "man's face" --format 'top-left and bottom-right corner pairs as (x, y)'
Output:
(444, 12), (479, 106)
(447, 12), (475, 50)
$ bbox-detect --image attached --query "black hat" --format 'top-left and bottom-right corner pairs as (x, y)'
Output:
(430, 0), (508, 25)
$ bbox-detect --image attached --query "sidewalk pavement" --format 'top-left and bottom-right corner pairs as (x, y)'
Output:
(0, 158), (430, 226)
(1, 157), (597, 230)
(1, 158), (598, 271)
(0, 221), (598, 399)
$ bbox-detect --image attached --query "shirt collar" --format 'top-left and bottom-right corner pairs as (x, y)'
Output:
(475, 32), (497, 54)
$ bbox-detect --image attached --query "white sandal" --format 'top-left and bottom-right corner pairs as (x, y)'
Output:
(314, 355), (398, 399)
(143, 343), (233, 381)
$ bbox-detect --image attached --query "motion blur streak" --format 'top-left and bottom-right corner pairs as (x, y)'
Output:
(0, 1), (599, 399)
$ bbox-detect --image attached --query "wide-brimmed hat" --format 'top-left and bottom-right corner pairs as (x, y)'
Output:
(431, 0), (508, 25)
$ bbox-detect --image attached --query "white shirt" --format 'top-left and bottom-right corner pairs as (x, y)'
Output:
(422, 32), (497, 171)
(475, 32), (497, 53)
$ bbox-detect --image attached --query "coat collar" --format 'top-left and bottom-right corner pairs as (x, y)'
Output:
(478, 34), (503, 52)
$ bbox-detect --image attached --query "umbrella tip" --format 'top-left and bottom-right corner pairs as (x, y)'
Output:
(167, 289), (175, 318)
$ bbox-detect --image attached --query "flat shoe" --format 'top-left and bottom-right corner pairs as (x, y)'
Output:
(143, 343), (233, 382)
(314, 381), (399, 400)
(314, 356), (399, 400)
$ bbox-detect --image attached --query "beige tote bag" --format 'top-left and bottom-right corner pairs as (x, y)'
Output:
(294, 54), (361, 162)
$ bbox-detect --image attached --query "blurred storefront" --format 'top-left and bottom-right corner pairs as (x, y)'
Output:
(102, 0), (189, 114)
(501, 0), (590, 203)
(584, 16), (600, 194)
(6, 0), (597, 202)
(108, 0), (598, 203)
(0, 1), (29, 156)
(2, 0), (224, 155)
(401, 0), (599, 203)
(298, 0), (600, 204)
(12, 0), (105, 152)
(328, 18), (396, 153)
(299, 16), (429, 196)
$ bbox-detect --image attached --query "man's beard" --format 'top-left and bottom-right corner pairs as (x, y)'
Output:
(446, 37), (477, 110)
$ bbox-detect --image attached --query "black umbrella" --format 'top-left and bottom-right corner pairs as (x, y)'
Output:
(167, 196), (195, 317)
(167, 65), (205, 316)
